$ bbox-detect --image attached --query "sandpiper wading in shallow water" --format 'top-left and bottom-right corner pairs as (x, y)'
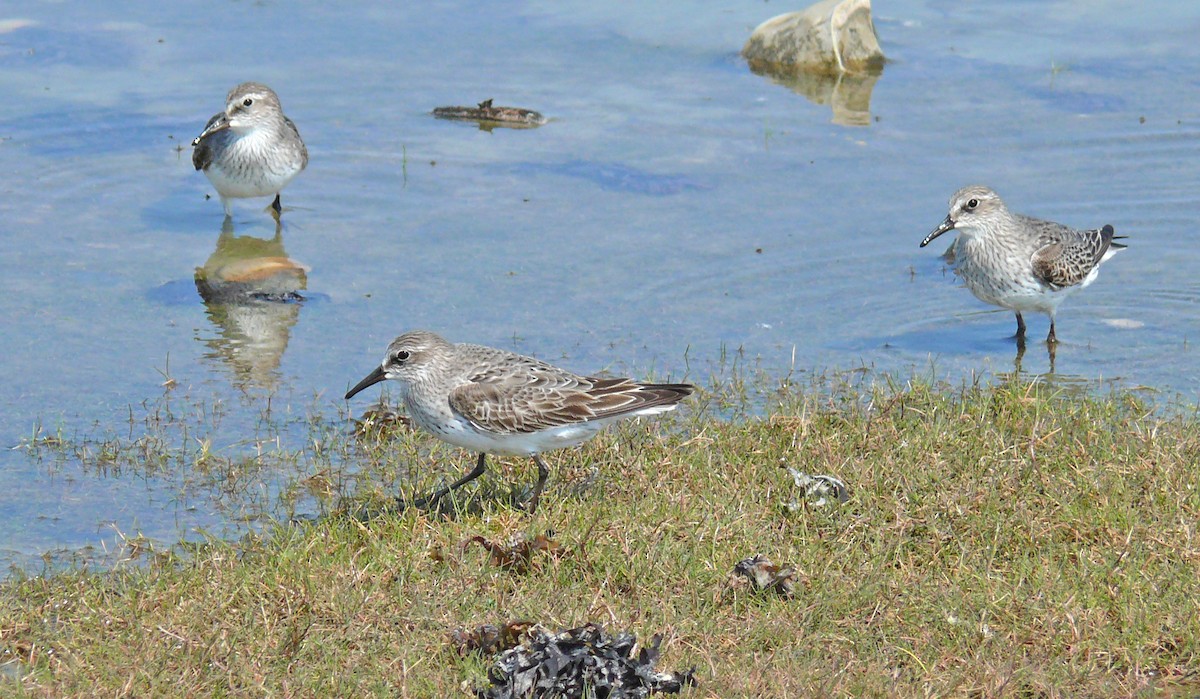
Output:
(921, 185), (1126, 345)
(344, 330), (695, 514)
(192, 82), (308, 218)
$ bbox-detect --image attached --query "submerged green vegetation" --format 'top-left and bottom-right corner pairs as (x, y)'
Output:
(2, 374), (1199, 696)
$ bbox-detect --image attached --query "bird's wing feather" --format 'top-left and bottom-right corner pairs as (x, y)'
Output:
(448, 356), (691, 435)
(449, 381), (594, 434)
(283, 116), (308, 168)
(1030, 221), (1119, 288)
(191, 112), (227, 171)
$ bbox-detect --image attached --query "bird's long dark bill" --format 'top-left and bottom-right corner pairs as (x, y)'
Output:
(345, 366), (387, 400)
(920, 215), (956, 248)
(194, 118), (231, 144)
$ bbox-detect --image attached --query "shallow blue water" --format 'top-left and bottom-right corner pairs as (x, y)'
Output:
(1, 1), (1199, 570)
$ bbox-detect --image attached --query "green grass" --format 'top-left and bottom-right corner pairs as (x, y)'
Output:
(2, 377), (1199, 696)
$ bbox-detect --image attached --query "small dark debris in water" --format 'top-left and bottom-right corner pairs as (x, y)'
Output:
(450, 620), (535, 657)
(433, 99), (547, 129)
(785, 468), (850, 507)
(729, 554), (796, 598)
(476, 623), (696, 699)
(465, 531), (565, 572)
(755, 247), (763, 254)
(1139, 116), (1146, 124)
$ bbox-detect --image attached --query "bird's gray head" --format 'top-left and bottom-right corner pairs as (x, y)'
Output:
(920, 185), (1005, 247)
(344, 330), (453, 400)
(222, 82), (285, 132)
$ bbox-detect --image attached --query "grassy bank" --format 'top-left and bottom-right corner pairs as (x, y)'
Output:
(2, 377), (1199, 696)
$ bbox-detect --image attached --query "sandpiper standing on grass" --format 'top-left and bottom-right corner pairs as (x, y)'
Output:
(921, 185), (1126, 344)
(344, 330), (695, 514)
(192, 82), (308, 218)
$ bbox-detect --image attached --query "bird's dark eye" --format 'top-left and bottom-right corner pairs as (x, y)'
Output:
(966, 198), (979, 210)
(392, 350), (410, 363)
(242, 98), (253, 107)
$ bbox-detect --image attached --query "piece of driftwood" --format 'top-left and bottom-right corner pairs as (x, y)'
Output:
(432, 99), (547, 129)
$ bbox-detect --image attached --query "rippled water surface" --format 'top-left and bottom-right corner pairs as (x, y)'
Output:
(2, 1), (1199, 569)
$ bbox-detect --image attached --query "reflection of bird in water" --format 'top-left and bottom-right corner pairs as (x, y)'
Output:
(195, 219), (308, 390)
(1012, 336), (1056, 378)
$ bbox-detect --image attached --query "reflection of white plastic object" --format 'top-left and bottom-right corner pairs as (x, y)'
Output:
(760, 69), (882, 127)
(743, 0), (885, 75)
(1102, 319), (1144, 329)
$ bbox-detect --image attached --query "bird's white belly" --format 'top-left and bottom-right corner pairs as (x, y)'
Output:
(968, 276), (1077, 314)
(412, 401), (683, 457)
(433, 417), (606, 457)
(205, 157), (300, 198)
(203, 131), (304, 198)
(206, 167), (293, 198)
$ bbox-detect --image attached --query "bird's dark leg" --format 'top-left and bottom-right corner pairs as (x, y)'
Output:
(271, 193), (283, 214)
(524, 456), (552, 514)
(1046, 318), (1058, 345)
(425, 452), (488, 504)
(1014, 312), (1026, 339)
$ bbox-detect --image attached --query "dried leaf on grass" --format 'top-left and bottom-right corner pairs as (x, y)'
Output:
(449, 621), (534, 657)
(729, 554), (797, 598)
(464, 532), (567, 572)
